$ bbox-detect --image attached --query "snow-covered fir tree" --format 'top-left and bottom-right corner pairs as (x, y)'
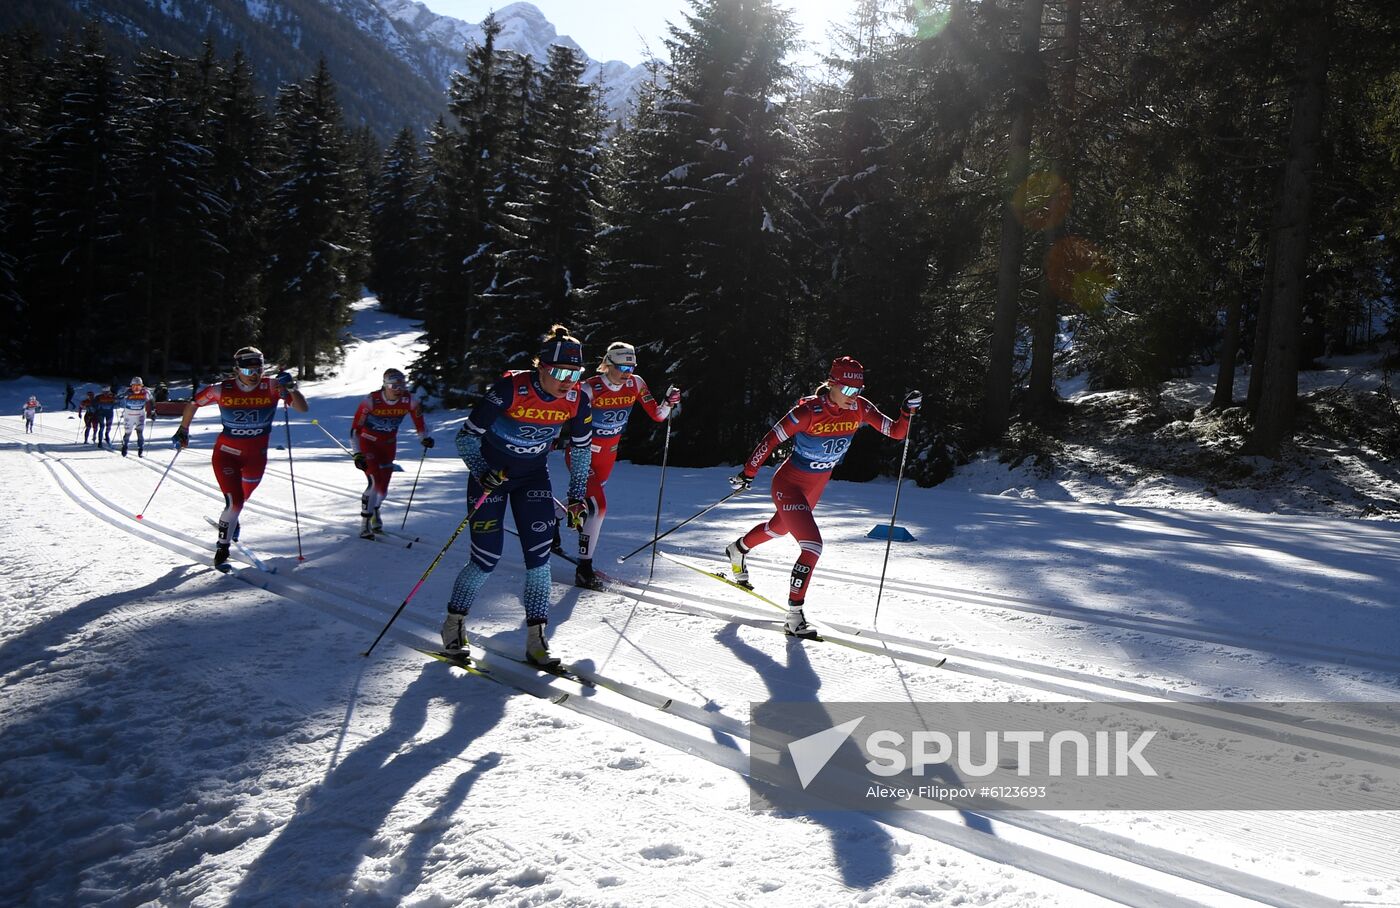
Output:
(119, 48), (225, 380)
(262, 59), (358, 379)
(368, 127), (423, 316)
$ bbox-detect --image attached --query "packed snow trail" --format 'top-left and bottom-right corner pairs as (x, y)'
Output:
(4, 298), (1399, 906)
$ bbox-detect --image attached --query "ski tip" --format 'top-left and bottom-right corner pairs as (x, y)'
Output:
(135, 514), (143, 520)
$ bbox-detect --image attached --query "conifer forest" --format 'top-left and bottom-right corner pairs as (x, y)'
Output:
(2, 0), (1397, 475)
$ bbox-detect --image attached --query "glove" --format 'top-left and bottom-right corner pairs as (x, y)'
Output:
(902, 390), (923, 414)
(665, 385), (682, 406)
(171, 427), (189, 449)
(564, 498), (587, 530)
(478, 469), (507, 493)
(276, 371), (297, 390)
(728, 473), (753, 492)
(421, 436), (434, 449)
(353, 452), (367, 471)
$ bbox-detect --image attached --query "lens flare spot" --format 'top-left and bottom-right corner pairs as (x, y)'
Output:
(1046, 236), (1115, 313)
(910, 0), (952, 40)
(1013, 171), (1072, 230)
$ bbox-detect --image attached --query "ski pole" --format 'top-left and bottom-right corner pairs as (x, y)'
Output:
(400, 444), (428, 530)
(362, 487), (490, 658)
(616, 487), (742, 563)
(309, 417), (354, 455)
(873, 412), (915, 625)
(136, 447), (182, 520)
(648, 414), (674, 581)
(283, 401), (305, 562)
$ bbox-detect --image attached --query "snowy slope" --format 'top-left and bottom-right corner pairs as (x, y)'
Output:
(3, 298), (1399, 907)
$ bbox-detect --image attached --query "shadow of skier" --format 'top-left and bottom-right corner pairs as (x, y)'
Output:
(714, 624), (896, 889)
(227, 666), (506, 906)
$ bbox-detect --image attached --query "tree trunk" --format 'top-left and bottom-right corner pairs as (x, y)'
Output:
(1245, 234), (1276, 411)
(1028, 0), (1079, 420)
(1245, 2), (1330, 455)
(983, 0), (1045, 441)
(1211, 283), (1245, 410)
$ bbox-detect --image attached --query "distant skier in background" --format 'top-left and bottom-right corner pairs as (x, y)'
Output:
(79, 391), (97, 443)
(349, 367), (432, 539)
(93, 385), (117, 447)
(117, 377), (154, 457)
(171, 346), (308, 567)
(64, 383), (75, 411)
(444, 325), (593, 667)
(21, 396), (41, 432)
(724, 356), (921, 639)
(561, 341), (681, 590)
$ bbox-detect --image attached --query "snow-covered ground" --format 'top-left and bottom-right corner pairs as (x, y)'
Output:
(3, 298), (1399, 907)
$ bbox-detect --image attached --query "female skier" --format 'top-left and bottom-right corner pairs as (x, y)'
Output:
(349, 367), (432, 538)
(725, 356), (921, 637)
(445, 325), (593, 666)
(563, 341), (681, 589)
(172, 346), (309, 566)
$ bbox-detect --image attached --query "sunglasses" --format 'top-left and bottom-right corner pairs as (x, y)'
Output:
(548, 366), (584, 382)
(834, 383), (862, 397)
(612, 363), (635, 373)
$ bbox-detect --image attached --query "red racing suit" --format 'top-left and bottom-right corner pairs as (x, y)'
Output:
(189, 377), (286, 539)
(564, 373), (673, 559)
(738, 391), (909, 604)
(350, 389), (427, 511)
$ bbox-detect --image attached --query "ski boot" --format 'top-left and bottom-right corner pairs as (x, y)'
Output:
(726, 538), (752, 589)
(359, 513), (375, 540)
(525, 620), (561, 668)
(120, 441), (128, 457)
(441, 613), (470, 652)
(784, 603), (820, 640)
(214, 543), (231, 568)
(137, 443), (144, 458)
(371, 508), (384, 533)
(574, 559), (606, 592)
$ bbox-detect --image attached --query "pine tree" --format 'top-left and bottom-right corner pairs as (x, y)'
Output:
(263, 58), (357, 379)
(0, 29), (43, 370)
(494, 43), (606, 332)
(801, 0), (934, 478)
(26, 25), (129, 373)
(369, 126), (423, 315)
(641, 0), (806, 464)
(119, 48), (225, 380)
(202, 48), (271, 380)
(414, 17), (527, 395)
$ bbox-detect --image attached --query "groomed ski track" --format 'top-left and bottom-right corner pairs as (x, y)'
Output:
(6, 420), (1393, 907)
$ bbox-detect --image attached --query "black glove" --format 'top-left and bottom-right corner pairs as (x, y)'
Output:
(353, 452), (367, 471)
(564, 498), (587, 530)
(479, 469), (507, 492)
(276, 370), (297, 390)
(421, 436), (434, 449)
(171, 427), (189, 449)
(902, 390), (923, 414)
(729, 473), (753, 492)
